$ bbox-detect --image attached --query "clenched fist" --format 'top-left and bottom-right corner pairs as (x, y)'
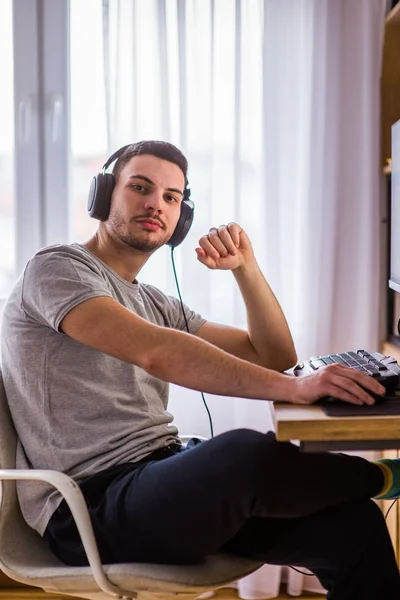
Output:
(195, 222), (254, 270)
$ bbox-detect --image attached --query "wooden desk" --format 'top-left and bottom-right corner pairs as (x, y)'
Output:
(272, 403), (400, 452)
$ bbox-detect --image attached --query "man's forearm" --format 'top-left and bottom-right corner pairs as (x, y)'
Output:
(147, 326), (294, 402)
(232, 260), (297, 371)
(62, 296), (296, 402)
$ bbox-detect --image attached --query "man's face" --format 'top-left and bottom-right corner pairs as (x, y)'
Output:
(107, 154), (185, 253)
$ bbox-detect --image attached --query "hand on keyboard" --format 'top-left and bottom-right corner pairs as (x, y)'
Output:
(289, 360), (387, 406)
(291, 350), (400, 407)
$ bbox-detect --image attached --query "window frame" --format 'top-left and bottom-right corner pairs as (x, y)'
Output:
(12, 0), (70, 277)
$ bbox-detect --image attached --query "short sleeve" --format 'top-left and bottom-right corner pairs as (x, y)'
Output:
(166, 295), (207, 334)
(141, 284), (206, 334)
(21, 248), (114, 332)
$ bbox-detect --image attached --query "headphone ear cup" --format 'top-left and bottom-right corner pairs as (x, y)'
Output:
(168, 200), (194, 248)
(88, 173), (115, 221)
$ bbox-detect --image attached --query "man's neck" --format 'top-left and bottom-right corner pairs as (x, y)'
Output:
(83, 231), (150, 283)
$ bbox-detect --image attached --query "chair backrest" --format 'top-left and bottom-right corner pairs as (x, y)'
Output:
(0, 367), (64, 576)
(0, 368), (17, 470)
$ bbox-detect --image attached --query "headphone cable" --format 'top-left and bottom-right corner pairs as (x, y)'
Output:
(170, 247), (214, 438)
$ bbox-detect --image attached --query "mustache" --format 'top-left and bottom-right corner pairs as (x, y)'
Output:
(133, 215), (165, 228)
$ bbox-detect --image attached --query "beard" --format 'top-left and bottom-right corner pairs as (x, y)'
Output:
(107, 209), (169, 253)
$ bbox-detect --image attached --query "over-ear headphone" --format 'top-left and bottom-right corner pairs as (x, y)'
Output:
(88, 144), (194, 248)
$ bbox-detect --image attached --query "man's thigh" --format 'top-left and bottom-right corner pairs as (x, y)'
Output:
(102, 429), (273, 563)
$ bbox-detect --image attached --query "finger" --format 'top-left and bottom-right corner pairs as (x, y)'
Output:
(324, 386), (365, 406)
(332, 364), (385, 395)
(198, 235), (220, 260)
(329, 376), (375, 405)
(195, 247), (206, 258)
(217, 225), (238, 255)
(196, 250), (217, 268)
(227, 222), (241, 248)
(323, 366), (381, 405)
(207, 228), (230, 257)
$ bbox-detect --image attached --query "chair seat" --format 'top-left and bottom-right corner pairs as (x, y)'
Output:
(5, 553), (261, 596)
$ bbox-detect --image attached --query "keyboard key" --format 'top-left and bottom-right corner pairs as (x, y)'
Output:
(322, 357), (334, 365)
(369, 360), (385, 370)
(355, 358), (368, 365)
(384, 356), (398, 364)
(331, 355), (346, 364)
(310, 359), (325, 369)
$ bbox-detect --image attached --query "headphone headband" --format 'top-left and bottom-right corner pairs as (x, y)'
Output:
(102, 144), (132, 172)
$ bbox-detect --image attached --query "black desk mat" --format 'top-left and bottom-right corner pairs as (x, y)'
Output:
(320, 396), (400, 417)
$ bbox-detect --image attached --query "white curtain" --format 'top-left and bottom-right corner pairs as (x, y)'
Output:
(102, 0), (386, 596)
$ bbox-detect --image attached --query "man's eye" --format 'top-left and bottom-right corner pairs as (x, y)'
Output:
(165, 195), (178, 203)
(131, 184), (146, 192)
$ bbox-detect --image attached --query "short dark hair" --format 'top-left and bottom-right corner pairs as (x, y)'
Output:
(112, 140), (188, 184)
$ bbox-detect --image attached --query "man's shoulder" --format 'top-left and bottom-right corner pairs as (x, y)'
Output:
(1, 244), (114, 332)
(26, 243), (108, 277)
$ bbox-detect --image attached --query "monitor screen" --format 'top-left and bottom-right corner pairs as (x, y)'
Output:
(389, 119), (400, 293)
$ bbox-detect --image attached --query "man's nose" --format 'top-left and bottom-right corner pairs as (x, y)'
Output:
(143, 191), (163, 212)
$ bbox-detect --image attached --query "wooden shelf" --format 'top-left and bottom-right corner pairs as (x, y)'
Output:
(382, 340), (400, 361)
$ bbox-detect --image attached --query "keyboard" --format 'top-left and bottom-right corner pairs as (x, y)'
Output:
(294, 350), (400, 416)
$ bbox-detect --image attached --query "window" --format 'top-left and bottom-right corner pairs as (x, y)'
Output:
(0, 0), (15, 298)
(3, 1), (106, 304)
(70, 0), (107, 243)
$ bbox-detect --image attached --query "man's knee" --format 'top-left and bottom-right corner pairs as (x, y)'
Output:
(210, 428), (272, 460)
(205, 428), (291, 481)
(213, 428), (295, 466)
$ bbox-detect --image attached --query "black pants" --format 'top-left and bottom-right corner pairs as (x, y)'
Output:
(45, 429), (400, 599)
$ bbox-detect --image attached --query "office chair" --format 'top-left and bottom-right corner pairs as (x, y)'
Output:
(0, 368), (263, 600)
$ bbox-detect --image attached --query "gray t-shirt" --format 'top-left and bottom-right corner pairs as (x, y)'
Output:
(0, 243), (206, 535)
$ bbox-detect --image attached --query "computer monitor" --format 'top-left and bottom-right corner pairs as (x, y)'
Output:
(389, 119), (400, 294)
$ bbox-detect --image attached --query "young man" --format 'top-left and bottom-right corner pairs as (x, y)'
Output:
(2, 140), (400, 600)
